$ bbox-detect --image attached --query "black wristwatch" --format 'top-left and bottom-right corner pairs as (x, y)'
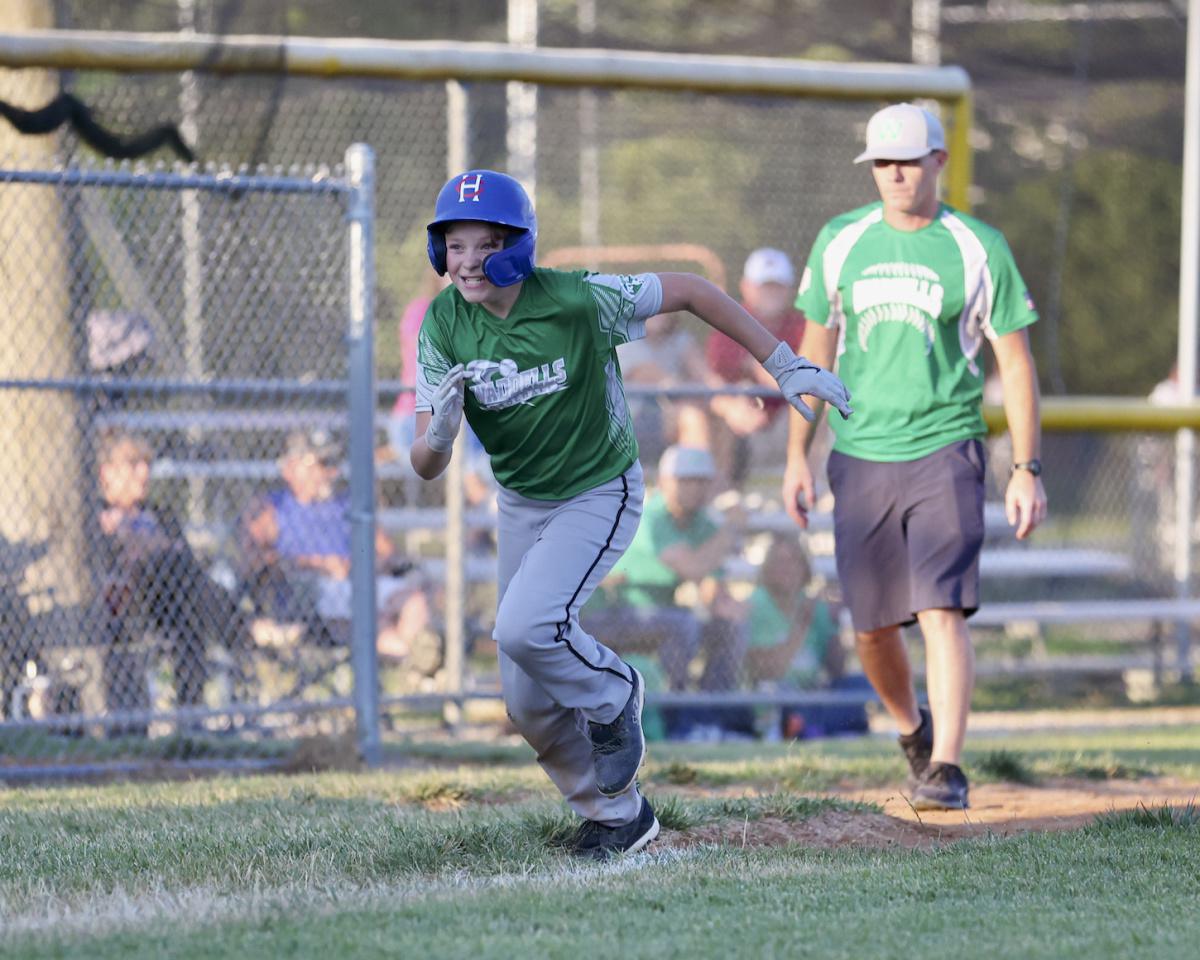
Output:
(1012, 459), (1042, 477)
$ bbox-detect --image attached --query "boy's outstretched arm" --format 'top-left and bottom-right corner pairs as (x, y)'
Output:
(657, 272), (852, 422)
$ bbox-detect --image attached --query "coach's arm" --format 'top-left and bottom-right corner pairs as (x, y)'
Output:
(992, 327), (1048, 540)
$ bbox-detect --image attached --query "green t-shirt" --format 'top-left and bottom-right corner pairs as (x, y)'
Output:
(606, 492), (719, 608)
(795, 202), (1038, 461)
(747, 587), (837, 687)
(415, 268), (663, 499)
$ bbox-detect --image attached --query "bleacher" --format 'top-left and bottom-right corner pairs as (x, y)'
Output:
(99, 402), (1198, 692)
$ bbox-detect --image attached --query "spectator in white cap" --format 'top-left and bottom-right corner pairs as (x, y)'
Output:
(583, 444), (750, 721)
(87, 310), (156, 411)
(88, 310), (155, 373)
(783, 101), (1047, 811)
(237, 428), (411, 646)
(705, 248), (810, 490)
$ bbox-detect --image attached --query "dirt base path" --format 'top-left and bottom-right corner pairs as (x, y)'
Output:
(837, 776), (1198, 837)
(662, 777), (1200, 852)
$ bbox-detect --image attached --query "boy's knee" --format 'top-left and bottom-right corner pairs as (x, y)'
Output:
(503, 700), (534, 736)
(492, 624), (522, 660)
(492, 606), (550, 661)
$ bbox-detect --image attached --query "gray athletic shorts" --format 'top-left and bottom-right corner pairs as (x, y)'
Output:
(827, 439), (986, 633)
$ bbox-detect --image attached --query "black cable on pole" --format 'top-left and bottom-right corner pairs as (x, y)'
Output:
(242, 0), (288, 171)
(0, 92), (195, 162)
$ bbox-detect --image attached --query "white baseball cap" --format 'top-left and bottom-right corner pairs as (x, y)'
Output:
(658, 445), (716, 480)
(854, 103), (946, 164)
(282, 427), (343, 465)
(742, 247), (795, 287)
(88, 310), (154, 371)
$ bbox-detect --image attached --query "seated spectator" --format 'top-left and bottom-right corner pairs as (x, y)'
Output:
(239, 428), (435, 656)
(0, 535), (46, 721)
(743, 533), (871, 739)
(705, 248), (811, 489)
(743, 534), (843, 688)
(585, 445), (748, 719)
(1149, 361), (1183, 405)
(87, 309), (155, 412)
(375, 570), (448, 690)
(617, 311), (712, 466)
(93, 430), (245, 730)
(240, 427), (387, 622)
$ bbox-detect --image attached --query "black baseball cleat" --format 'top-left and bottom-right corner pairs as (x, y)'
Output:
(912, 761), (970, 811)
(589, 666), (646, 797)
(571, 796), (660, 861)
(898, 706), (934, 786)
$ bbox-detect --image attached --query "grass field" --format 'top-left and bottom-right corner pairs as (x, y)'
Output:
(2, 723), (1199, 959)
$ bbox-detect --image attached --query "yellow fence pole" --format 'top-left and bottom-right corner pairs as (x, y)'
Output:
(944, 91), (973, 212)
(985, 398), (1200, 434)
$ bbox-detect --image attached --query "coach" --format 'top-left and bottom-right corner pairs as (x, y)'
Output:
(782, 102), (1048, 810)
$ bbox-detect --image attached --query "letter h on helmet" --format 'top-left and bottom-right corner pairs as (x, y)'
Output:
(426, 170), (538, 287)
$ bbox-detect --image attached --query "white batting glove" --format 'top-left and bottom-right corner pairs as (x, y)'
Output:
(762, 341), (853, 422)
(424, 363), (468, 452)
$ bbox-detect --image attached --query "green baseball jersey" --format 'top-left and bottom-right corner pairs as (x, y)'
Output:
(795, 202), (1038, 461)
(415, 268), (663, 499)
(606, 492), (721, 608)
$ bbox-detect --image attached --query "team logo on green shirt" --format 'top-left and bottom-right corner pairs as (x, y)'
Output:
(467, 357), (568, 410)
(852, 262), (943, 355)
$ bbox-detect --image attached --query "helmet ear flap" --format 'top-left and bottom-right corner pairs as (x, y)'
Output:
(482, 230), (536, 287)
(426, 230), (448, 276)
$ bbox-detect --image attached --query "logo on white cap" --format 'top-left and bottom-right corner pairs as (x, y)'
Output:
(854, 103), (946, 164)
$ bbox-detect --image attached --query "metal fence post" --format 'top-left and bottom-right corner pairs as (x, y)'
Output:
(1173, 0), (1200, 684)
(441, 86), (470, 728)
(346, 143), (381, 764)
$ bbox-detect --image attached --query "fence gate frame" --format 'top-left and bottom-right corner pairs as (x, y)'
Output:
(0, 144), (381, 762)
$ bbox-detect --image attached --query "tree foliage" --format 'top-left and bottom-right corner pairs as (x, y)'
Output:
(51, 1), (1190, 396)
(997, 150), (1181, 396)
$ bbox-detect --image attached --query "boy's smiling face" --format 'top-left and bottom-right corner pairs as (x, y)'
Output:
(443, 221), (522, 314)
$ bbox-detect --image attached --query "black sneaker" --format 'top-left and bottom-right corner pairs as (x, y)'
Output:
(571, 796), (660, 860)
(898, 706), (934, 785)
(589, 667), (646, 797)
(912, 761), (970, 811)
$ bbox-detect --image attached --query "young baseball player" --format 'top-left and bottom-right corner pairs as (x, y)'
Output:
(411, 169), (852, 859)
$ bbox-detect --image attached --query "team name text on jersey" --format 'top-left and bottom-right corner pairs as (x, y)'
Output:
(467, 357), (569, 410)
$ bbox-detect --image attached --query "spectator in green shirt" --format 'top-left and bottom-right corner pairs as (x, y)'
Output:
(586, 445), (747, 694)
(744, 534), (873, 740)
(743, 534), (844, 689)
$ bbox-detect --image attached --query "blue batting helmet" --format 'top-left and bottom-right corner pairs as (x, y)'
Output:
(426, 170), (537, 287)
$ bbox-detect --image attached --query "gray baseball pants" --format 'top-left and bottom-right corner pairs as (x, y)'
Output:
(493, 462), (645, 826)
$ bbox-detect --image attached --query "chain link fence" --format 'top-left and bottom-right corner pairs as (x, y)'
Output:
(0, 9), (1195, 767)
(0, 148), (390, 767)
(30, 0), (1187, 396)
(25, 72), (890, 368)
